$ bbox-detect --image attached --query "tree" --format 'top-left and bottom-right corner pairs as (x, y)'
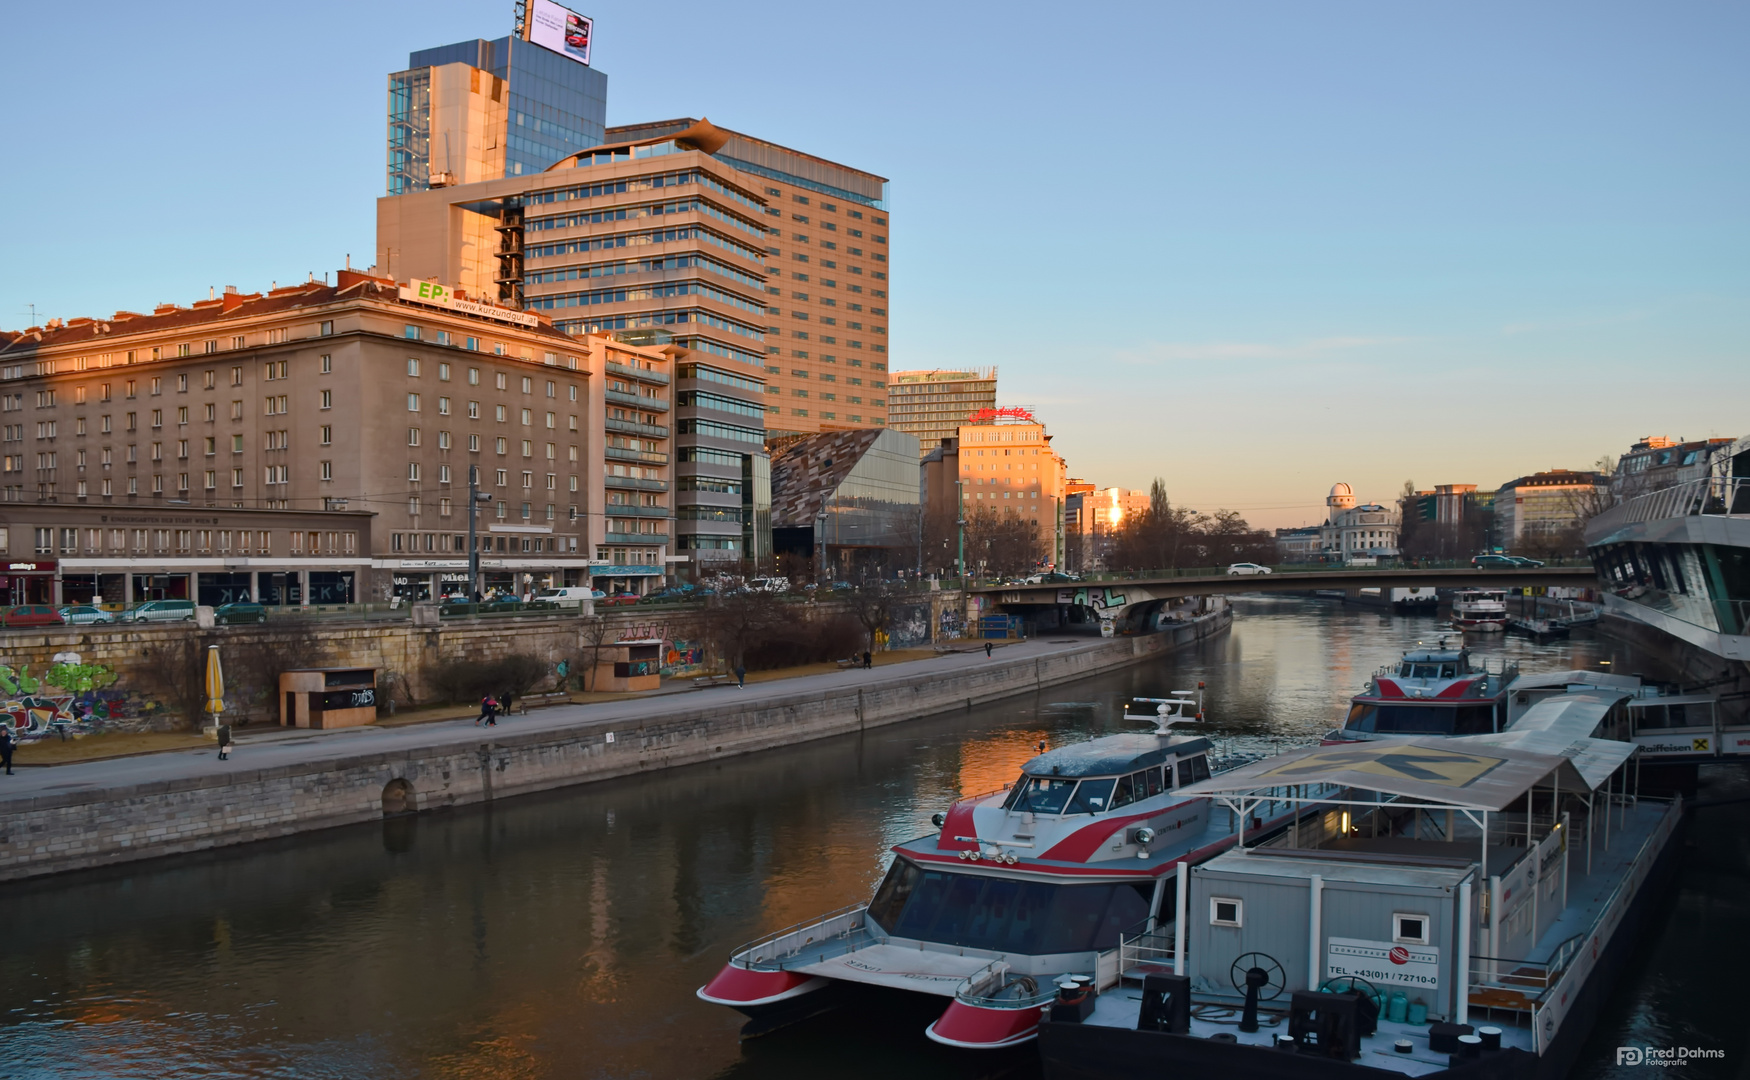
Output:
(701, 576), (785, 670)
(961, 505), (1044, 578)
(845, 580), (898, 652)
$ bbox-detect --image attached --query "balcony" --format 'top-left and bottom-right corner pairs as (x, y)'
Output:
(605, 446), (668, 465)
(606, 417), (670, 439)
(604, 531), (668, 544)
(604, 503), (671, 518)
(606, 361), (669, 386)
(602, 474), (668, 492)
(607, 388), (668, 411)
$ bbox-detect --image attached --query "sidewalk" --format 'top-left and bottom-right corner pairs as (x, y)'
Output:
(0, 636), (1079, 803)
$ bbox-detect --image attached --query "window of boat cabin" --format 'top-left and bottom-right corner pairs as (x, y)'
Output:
(1004, 776), (1079, 814)
(1400, 661), (1459, 679)
(1345, 703), (1493, 735)
(1065, 778), (1115, 814)
(1177, 754), (1210, 788)
(867, 858), (1152, 954)
(1110, 767), (1167, 810)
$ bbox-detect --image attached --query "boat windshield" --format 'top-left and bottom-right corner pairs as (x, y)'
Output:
(867, 858), (1151, 954)
(1004, 776), (1078, 814)
(1399, 662), (1459, 679)
(1345, 703), (1495, 735)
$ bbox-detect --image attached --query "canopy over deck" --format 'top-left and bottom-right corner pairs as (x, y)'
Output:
(1466, 690), (1637, 790)
(1178, 735), (1622, 810)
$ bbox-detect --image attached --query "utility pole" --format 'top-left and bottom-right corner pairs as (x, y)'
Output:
(467, 465), (493, 600)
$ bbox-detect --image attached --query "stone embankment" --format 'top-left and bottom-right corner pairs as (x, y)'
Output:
(0, 608), (1229, 883)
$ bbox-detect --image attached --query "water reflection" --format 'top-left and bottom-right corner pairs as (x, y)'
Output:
(0, 598), (1727, 1079)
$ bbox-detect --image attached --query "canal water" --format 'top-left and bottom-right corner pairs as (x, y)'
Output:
(2, 598), (1742, 1079)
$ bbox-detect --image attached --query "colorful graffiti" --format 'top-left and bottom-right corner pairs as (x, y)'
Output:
(0, 658), (141, 742)
(938, 606), (967, 640)
(661, 639), (707, 677)
(1056, 587), (1129, 611)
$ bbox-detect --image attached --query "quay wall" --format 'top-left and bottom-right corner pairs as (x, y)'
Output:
(0, 610), (1229, 883)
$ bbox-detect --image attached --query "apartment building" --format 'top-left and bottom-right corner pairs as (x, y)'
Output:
(1494, 469), (1608, 549)
(955, 414), (1069, 567)
(606, 118), (891, 436)
(377, 117), (772, 569)
(0, 270), (674, 603)
(888, 369), (996, 456)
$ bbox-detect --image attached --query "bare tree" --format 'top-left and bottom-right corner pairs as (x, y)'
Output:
(845, 580), (898, 653)
(578, 614), (614, 691)
(136, 632), (215, 731)
(700, 576), (785, 670)
(962, 505), (1045, 578)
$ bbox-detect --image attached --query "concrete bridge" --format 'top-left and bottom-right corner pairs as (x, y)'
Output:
(974, 567), (1596, 634)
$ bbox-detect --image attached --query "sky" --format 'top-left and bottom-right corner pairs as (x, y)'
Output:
(2, 1), (1745, 530)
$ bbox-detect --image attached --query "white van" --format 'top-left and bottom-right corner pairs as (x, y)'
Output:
(537, 586), (603, 609)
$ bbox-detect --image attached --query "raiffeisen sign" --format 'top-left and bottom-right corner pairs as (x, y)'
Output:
(398, 279), (540, 328)
(966, 406), (1037, 424)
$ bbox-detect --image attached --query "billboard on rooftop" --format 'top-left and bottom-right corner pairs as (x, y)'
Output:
(525, 0), (592, 66)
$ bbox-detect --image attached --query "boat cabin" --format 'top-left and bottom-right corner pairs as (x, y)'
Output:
(1334, 648), (1516, 739)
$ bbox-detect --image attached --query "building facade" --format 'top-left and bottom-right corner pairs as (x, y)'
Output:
(955, 415), (1069, 568)
(769, 428), (920, 576)
(606, 118), (891, 437)
(888, 369), (996, 456)
(1274, 526), (1322, 563)
(0, 271), (672, 603)
(1319, 483), (1401, 563)
(377, 118), (774, 570)
(388, 35), (609, 194)
(1494, 469), (1608, 550)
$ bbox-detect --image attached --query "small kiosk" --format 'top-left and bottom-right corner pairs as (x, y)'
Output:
(592, 639), (662, 693)
(279, 667), (379, 729)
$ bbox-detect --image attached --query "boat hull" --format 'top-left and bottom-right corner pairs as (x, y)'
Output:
(1037, 810), (1683, 1079)
(925, 998), (1047, 1049)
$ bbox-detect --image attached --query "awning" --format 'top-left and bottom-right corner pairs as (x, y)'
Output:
(1462, 690), (1636, 789)
(1508, 669), (1644, 693)
(1178, 738), (1598, 810)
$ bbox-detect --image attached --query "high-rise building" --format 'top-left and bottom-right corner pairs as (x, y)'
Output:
(607, 119), (891, 437)
(888, 369), (996, 456)
(388, 34), (609, 195)
(955, 412), (1068, 568)
(377, 118), (773, 573)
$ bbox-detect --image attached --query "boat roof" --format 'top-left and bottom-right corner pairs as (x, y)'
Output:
(1023, 733), (1211, 778)
(1177, 735), (1615, 810)
(1465, 690), (1637, 790)
(1401, 649), (1465, 663)
(1628, 693), (1718, 707)
(1510, 669), (1644, 693)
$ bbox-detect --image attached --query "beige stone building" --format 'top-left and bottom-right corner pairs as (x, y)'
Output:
(955, 414), (1069, 567)
(0, 270), (678, 604)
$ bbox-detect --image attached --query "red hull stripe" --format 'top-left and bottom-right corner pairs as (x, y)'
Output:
(1436, 677), (1481, 699)
(925, 999), (1044, 1048)
(1375, 678), (1405, 698)
(696, 965), (824, 1008)
(1038, 798), (1200, 863)
(938, 799), (980, 852)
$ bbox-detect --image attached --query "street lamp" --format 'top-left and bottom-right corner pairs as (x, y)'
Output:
(467, 465), (494, 601)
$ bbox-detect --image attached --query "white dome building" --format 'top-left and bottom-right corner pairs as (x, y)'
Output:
(1321, 482), (1400, 564)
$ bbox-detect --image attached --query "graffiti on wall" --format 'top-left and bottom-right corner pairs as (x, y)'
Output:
(0, 657), (142, 741)
(887, 603), (931, 649)
(661, 639), (707, 677)
(1057, 587), (1129, 611)
(938, 607), (966, 639)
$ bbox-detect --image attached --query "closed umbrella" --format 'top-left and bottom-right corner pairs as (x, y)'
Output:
(204, 645), (225, 722)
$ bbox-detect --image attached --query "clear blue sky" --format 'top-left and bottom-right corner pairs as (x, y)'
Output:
(3, 1), (1744, 529)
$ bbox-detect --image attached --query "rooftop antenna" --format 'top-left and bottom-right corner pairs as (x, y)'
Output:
(22, 303), (39, 326)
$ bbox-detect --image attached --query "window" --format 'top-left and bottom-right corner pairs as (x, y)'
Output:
(320, 354), (332, 374)
(320, 320), (333, 337)
(320, 461), (333, 481)
(177, 406), (188, 425)
(407, 358), (421, 377)
(319, 425), (332, 446)
(232, 467), (244, 487)
(437, 430), (451, 450)
(404, 325), (421, 340)
(1392, 913), (1429, 945)
(1210, 898), (1243, 927)
(204, 403), (215, 422)
(438, 362), (451, 381)
(407, 427), (421, 446)
(177, 374), (189, 392)
(496, 372), (508, 390)
(468, 367), (480, 385)
(520, 408), (532, 426)
(408, 462), (421, 481)
(407, 393), (420, 412)
(495, 404), (507, 422)
(495, 437), (507, 455)
(231, 400), (243, 420)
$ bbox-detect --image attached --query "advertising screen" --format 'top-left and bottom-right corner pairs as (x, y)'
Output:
(526, 0), (592, 66)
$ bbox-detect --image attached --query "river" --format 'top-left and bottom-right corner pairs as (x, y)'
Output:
(1, 598), (1742, 1079)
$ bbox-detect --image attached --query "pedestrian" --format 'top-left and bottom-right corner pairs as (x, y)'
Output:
(985, 641), (993, 658)
(734, 662), (746, 688)
(476, 694), (498, 726)
(498, 688), (516, 718)
(862, 650), (872, 670)
(0, 724), (13, 775)
(217, 723), (233, 762)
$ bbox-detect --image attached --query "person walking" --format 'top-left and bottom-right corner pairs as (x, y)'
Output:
(499, 688), (516, 717)
(476, 694), (498, 727)
(862, 650), (872, 670)
(0, 724), (14, 775)
(216, 723), (233, 762)
(734, 662), (746, 689)
(984, 641), (994, 658)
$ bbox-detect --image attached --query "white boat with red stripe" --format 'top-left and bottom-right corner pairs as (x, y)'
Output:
(698, 690), (1327, 1048)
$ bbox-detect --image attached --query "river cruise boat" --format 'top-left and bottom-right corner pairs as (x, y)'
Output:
(1326, 646), (1517, 742)
(697, 693), (1323, 1049)
(1451, 589), (1509, 632)
(1036, 727), (1680, 1080)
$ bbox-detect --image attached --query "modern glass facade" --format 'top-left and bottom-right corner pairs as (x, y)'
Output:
(820, 429), (922, 551)
(388, 36), (607, 194)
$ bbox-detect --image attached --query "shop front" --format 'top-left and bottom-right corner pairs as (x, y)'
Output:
(588, 563), (667, 597)
(0, 561), (57, 605)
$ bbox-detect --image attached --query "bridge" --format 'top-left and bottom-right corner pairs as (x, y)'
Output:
(973, 567), (1596, 634)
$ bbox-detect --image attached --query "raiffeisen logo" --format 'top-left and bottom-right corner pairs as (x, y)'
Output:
(1617, 1046), (1727, 1067)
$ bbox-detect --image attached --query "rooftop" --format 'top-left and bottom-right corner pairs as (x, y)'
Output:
(1022, 733), (1211, 778)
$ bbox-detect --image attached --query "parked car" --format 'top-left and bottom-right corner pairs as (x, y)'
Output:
(1470, 554), (1518, 569)
(127, 599), (196, 623)
(3, 604), (65, 628)
(1506, 555), (1546, 568)
(536, 586), (603, 608)
(600, 592), (643, 606)
(1226, 562), (1273, 576)
(58, 604), (116, 625)
(214, 602), (269, 625)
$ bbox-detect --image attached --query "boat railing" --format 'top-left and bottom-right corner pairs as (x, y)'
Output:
(1118, 917), (1177, 978)
(732, 902), (871, 971)
(1589, 474), (1750, 536)
(951, 957), (1064, 1011)
(1466, 931), (1585, 1003)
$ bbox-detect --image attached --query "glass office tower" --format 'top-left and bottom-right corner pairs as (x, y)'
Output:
(388, 36), (608, 194)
